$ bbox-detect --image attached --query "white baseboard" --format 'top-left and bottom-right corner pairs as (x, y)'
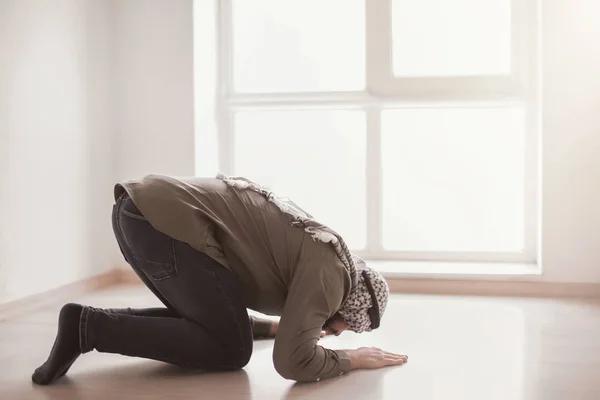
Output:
(0, 269), (120, 322)
(386, 277), (600, 298)
(114, 267), (143, 285)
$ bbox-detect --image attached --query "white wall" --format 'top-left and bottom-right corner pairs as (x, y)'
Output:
(0, 2), (9, 299)
(112, 0), (195, 182)
(0, 0), (115, 303)
(0, 0), (196, 303)
(541, 0), (600, 283)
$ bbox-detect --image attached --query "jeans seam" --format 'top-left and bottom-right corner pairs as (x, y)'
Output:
(210, 270), (249, 365)
(117, 207), (134, 253)
(171, 240), (178, 276)
(130, 256), (173, 268)
(79, 306), (89, 352)
(121, 209), (148, 221)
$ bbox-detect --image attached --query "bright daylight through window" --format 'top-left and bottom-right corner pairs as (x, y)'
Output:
(194, 0), (539, 264)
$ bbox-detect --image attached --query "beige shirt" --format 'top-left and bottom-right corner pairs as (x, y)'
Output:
(115, 175), (352, 381)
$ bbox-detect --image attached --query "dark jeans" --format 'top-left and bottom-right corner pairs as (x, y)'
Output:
(79, 193), (253, 370)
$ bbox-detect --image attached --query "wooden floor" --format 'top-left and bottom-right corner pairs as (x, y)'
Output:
(1, 285), (600, 400)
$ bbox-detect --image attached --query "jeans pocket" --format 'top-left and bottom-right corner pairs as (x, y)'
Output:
(119, 210), (177, 281)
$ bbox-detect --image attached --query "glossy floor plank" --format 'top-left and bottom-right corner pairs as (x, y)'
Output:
(1, 285), (600, 399)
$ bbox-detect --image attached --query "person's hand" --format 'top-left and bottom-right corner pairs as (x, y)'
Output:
(346, 347), (408, 370)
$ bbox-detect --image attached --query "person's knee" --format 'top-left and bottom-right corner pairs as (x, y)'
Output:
(225, 345), (252, 370)
(223, 322), (253, 370)
(186, 340), (252, 371)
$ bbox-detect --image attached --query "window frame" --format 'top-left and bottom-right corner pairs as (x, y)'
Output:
(199, 0), (540, 264)
(367, 0), (535, 100)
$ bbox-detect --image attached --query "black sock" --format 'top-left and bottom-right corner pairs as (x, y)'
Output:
(32, 303), (84, 385)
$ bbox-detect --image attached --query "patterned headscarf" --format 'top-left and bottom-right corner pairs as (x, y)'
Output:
(338, 266), (389, 333)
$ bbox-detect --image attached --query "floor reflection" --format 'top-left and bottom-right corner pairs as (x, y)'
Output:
(5, 286), (600, 400)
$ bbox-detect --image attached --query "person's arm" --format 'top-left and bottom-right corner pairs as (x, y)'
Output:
(263, 318), (329, 339)
(273, 259), (352, 382)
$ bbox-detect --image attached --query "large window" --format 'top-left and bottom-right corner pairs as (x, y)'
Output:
(194, 0), (540, 264)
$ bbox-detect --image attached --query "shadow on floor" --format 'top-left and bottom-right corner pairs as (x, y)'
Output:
(27, 362), (252, 400)
(284, 367), (396, 399)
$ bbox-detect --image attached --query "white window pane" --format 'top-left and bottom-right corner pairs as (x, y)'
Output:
(392, 0), (512, 77)
(234, 110), (366, 250)
(232, 0), (365, 93)
(382, 108), (525, 252)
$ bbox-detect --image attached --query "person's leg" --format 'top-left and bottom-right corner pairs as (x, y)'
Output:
(102, 307), (177, 318)
(32, 194), (252, 385)
(99, 194), (253, 365)
(102, 308), (275, 339)
(80, 246), (253, 368)
(110, 195), (179, 315)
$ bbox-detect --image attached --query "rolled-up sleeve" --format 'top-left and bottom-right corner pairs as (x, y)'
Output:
(272, 255), (352, 382)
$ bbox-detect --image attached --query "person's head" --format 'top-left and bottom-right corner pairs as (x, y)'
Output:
(337, 266), (389, 334)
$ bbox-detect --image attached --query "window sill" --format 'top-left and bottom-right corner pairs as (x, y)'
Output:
(368, 260), (541, 281)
